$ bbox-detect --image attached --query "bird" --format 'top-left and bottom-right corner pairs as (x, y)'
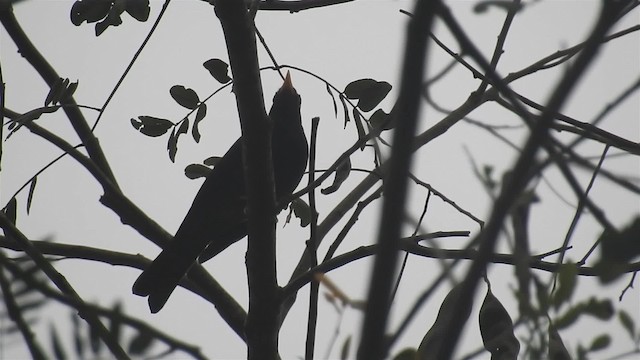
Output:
(132, 72), (308, 313)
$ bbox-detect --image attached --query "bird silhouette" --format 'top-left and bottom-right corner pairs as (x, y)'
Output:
(133, 72), (308, 313)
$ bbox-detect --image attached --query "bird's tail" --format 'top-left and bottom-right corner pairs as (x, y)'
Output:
(132, 237), (203, 313)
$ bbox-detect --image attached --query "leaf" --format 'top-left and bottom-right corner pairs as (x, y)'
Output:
(128, 330), (154, 355)
(321, 157), (351, 195)
(124, 0), (150, 21)
(62, 81), (79, 101)
(588, 334), (610, 352)
(479, 288), (520, 359)
(167, 128), (178, 163)
(596, 216), (640, 283)
(340, 335), (351, 360)
(70, 0), (111, 26)
(170, 85), (200, 109)
(417, 283), (470, 359)
(288, 198), (311, 227)
(344, 78), (392, 112)
(339, 94), (350, 129)
(618, 310), (636, 340)
(132, 116), (174, 137)
(548, 324), (571, 360)
(49, 324), (67, 360)
(370, 109), (392, 131)
(582, 298), (613, 320)
(352, 108), (366, 150)
(184, 164), (211, 179)
(344, 79), (377, 99)
(95, 8), (123, 36)
(192, 103), (207, 143)
(203, 59), (231, 84)
(326, 83), (338, 118)
(177, 117), (189, 137)
(44, 78), (65, 106)
(552, 262), (578, 310)
(203, 156), (221, 166)
(26, 177), (36, 215)
(553, 304), (582, 330)
(554, 298), (614, 330)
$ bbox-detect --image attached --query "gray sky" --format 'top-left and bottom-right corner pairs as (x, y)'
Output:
(1, 0), (639, 359)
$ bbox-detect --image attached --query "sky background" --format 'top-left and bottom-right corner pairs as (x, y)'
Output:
(1, 0), (639, 359)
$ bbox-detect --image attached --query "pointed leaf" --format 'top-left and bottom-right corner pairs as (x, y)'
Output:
(417, 283), (470, 359)
(321, 157), (351, 195)
(479, 289), (520, 359)
(192, 103), (207, 143)
(185, 164), (212, 179)
(588, 334), (610, 352)
(177, 118), (189, 136)
(618, 310), (635, 340)
(203, 59), (231, 84)
(326, 83), (338, 118)
(167, 129), (178, 162)
(339, 95), (350, 129)
(170, 85), (200, 109)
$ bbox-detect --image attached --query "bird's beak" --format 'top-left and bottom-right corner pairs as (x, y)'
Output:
(282, 71), (293, 90)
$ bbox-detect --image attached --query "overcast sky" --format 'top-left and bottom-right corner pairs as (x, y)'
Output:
(1, 1), (639, 359)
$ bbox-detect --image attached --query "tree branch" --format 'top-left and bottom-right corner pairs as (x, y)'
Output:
(215, 1), (279, 357)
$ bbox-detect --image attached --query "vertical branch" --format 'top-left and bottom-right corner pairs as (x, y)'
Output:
(214, 1), (278, 358)
(305, 117), (320, 359)
(357, 1), (435, 359)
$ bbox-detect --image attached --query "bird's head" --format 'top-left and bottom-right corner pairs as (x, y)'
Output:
(270, 71), (302, 123)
